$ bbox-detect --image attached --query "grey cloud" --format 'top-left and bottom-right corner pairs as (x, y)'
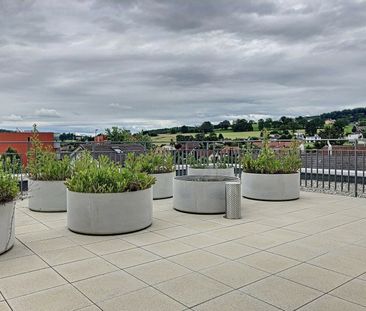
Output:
(35, 108), (61, 118)
(0, 0), (365, 133)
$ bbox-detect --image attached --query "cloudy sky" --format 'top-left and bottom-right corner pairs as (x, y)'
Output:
(1, 0), (366, 134)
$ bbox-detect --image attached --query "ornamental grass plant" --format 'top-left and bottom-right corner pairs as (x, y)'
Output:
(188, 155), (231, 169)
(126, 151), (174, 174)
(65, 152), (155, 193)
(27, 134), (72, 181)
(242, 132), (302, 174)
(0, 160), (19, 204)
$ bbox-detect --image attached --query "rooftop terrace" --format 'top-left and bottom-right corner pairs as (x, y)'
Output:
(1, 192), (366, 311)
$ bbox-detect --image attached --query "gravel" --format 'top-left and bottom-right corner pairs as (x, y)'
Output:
(301, 180), (366, 198)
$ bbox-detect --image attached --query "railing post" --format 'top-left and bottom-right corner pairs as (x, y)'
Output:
(355, 141), (358, 197)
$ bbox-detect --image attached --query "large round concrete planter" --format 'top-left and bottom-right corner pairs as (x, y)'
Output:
(151, 172), (174, 200)
(67, 188), (153, 235)
(242, 172), (300, 201)
(174, 175), (239, 214)
(29, 180), (66, 212)
(0, 201), (15, 255)
(187, 166), (235, 177)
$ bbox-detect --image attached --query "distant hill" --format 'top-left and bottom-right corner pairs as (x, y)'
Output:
(145, 107), (366, 135)
(312, 107), (366, 122)
(0, 129), (15, 133)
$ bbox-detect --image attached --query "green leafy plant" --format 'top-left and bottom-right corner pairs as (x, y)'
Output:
(27, 133), (72, 181)
(65, 152), (155, 193)
(188, 155), (230, 169)
(0, 159), (19, 204)
(242, 131), (302, 174)
(1, 147), (22, 173)
(127, 151), (174, 174)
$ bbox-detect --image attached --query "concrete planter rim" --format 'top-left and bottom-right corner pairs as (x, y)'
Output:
(175, 175), (237, 182)
(149, 170), (174, 174)
(66, 187), (152, 195)
(29, 178), (67, 182)
(242, 171), (299, 175)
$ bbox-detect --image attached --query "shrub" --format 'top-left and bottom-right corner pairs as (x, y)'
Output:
(127, 152), (174, 174)
(65, 152), (155, 193)
(0, 159), (19, 204)
(242, 132), (302, 174)
(27, 134), (72, 181)
(188, 155), (230, 169)
(1, 147), (22, 173)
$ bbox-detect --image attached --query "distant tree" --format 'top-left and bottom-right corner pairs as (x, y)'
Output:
(232, 119), (253, 132)
(81, 135), (94, 142)
(132, 132), (153, 149)
(176, 135), (194, 142)
(295, 116), (307, 129)
(279, 130), (293, 139)
(207, 132), (218, 141)
(315, 123), (345, 148)
(280, 116), (289, 124)
(264, 118), (273, 129)
(218, 120), (231, 130)
(169, 128), (177, 134)
(333, 119), (347, 133)
(272, 120), (282, 129)
(258, 119), (265, 131)
(195, 133), (205, 141)
(305, 120), (318, 136)
(181, 125), (189, 133)
(218, 133), (224, 140)
(286, 120), (298, 133)
(105, 127), (131, 142)
(313, 118), (324, 129)
(200, 121), (214, 133)
(59, 133), (76, 141)
(352, 125), (357, 133)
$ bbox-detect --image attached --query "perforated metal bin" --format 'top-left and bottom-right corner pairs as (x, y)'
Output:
(225, 181), (242, 219)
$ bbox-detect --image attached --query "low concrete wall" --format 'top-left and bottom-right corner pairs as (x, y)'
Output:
(29, 180), (66, 212)
(151, 172), (174, 199)
(242, 172), (300, 201)
(174, 175), (239, 214)
(0, 201), (15, 255)
(67, 188), (153, 235)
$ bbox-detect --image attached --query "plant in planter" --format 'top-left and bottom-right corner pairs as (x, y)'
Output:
(187, 155), (235, 176)
(65, 152), (155, 235)
(27, 134), (72, 212)
(0, 160), (19, 254)
(126, 151), (175, 199)
(241, 132), (302, 201)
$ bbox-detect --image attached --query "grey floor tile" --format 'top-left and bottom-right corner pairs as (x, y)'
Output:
(98, 287), (185, 311)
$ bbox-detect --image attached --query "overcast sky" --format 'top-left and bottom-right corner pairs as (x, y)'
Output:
(1, 0), (366, 134)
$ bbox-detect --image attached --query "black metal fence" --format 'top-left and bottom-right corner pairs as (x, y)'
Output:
(1, 139), (365, 197)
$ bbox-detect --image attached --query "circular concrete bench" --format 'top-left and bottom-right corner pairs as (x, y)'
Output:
(174, 175), (239, 214)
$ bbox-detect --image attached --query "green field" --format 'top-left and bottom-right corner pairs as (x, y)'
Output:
(214, 130), (261, 139)
(151, 129), (262, 143)
(151, 127), (311, 144)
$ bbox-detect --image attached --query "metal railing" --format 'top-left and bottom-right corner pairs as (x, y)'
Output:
(1, 138), (365, 197)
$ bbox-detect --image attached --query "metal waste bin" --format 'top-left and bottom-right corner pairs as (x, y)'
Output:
(225, 181), (241, 219)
